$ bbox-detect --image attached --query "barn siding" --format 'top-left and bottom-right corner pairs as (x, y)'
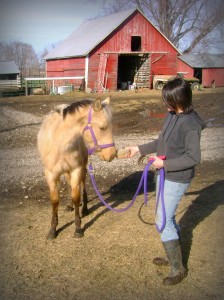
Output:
(151, 53), (177, 75)
(87, 53), (100, 91)
(92, 12), (178, 54)
(177, 59), (194, 77)
(202, 69), (224, 87)
(47, 58), (85, 77)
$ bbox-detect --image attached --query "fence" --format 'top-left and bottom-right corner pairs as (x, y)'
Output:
(24, 77), (85, 96)
(0, 76), (23, 97)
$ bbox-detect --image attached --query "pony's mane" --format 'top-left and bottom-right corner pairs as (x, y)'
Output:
(62, 99), (93, 119)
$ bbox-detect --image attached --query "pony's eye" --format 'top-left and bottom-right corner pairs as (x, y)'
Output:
(99, 126), (107, 131)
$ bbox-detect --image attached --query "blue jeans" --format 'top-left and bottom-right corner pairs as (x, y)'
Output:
(155, 175), (190, 242)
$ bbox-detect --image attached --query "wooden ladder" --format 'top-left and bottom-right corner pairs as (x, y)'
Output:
(96, 54), (108, 93)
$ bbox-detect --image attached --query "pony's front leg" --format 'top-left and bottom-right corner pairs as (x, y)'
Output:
(64, 173), (74, 212)
(65, 170), (89, 216)
(71, 170), (84, 238)
(81, 168), (89, 217)
(45, 170), (60, 240)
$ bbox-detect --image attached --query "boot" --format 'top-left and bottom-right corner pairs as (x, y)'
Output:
(162, 239), (187, 285)
(153, 231), (182, 267)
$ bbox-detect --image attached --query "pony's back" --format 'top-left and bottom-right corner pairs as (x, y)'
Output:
(38, 105), (88, 176)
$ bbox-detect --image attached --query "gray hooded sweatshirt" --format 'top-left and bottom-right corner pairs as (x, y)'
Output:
(138, 110), (206, 183)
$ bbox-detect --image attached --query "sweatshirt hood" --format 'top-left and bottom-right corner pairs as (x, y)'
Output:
(175, 109), (206, 130)
(189, 110), (207, 130)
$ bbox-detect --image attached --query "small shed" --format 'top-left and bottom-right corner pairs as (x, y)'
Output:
(178, 54), (224, 87)
(0, 61), (21, 90)
(45, 8), (181, 92)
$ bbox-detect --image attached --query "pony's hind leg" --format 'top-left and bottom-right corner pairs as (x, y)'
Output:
(66, 170), (89, 217)
(70, 169), (84, 238)
(45, 169), (60, 240)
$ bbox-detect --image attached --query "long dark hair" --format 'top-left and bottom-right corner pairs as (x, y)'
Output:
(162, 77), (193, 113)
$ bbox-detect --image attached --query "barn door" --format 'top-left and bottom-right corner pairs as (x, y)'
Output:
(117, 54), (151, 90)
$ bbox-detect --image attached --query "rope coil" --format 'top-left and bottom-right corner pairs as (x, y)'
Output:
(88, 158), (166, 232)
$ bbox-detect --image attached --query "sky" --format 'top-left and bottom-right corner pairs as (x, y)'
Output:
(1, 0), (223, 55)
(0, 0), (105, 54)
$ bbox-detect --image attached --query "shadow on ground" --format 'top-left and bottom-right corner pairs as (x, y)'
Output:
(180, 180), (224, 267)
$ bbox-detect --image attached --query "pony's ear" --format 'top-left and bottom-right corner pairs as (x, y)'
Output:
(102, 96), (111, 106)
(93, 98), (102, 111)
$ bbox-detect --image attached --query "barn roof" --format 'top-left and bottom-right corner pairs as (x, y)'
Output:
(45, 8), (180, 60)
(0, 61), (20, 74)
(179, 54), (224, 68)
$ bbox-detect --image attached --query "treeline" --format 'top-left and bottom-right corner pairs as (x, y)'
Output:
(0, 41), (50, 79)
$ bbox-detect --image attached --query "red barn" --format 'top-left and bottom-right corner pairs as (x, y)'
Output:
(178, 54), (224, 88)
(45, 8), (180, 92)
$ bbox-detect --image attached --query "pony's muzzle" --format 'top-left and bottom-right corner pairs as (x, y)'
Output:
(100, 146), (117, 162)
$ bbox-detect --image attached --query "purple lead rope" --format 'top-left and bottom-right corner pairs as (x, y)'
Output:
(88, 159), (166, 232)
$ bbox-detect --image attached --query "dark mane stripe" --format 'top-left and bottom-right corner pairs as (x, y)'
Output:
(63, 99), (93, 119)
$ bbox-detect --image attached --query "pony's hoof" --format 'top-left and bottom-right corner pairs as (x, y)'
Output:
(74, 229), (84, 238)
(46, 230), (57, 240)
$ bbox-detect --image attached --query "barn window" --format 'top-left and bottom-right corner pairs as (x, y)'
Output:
(131, 36), (141, 51)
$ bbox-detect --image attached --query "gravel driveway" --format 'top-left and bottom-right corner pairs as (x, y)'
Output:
(0, 89), (224, 300)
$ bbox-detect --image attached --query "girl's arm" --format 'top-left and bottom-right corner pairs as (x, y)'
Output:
(125, 139), (158, 158)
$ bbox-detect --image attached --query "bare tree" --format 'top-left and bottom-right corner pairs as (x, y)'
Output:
(36, 41), (63, 77)
(38, 48), (49, 77)
(0, 41), (40, 79)
(99, 0), (224, 53)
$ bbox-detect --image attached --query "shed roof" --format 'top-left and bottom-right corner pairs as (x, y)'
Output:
(45, 8), (180, 60)
(0, 61), (20, 74)
(179, 54), (224, 68)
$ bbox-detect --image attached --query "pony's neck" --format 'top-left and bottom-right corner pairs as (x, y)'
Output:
(64, 105), (91, 134)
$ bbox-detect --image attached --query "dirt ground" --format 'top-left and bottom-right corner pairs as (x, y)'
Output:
(0, 88), (224, 300)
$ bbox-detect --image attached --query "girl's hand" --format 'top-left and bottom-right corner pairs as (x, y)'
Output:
(126, 146), (139, 158)
(152, 157), (164, 169)
(116, 146), (139, 158)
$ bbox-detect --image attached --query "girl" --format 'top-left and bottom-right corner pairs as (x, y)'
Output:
(126, 77), (206, 285)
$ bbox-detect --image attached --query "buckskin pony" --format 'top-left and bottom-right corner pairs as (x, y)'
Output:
(38, 97), (116, 239)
